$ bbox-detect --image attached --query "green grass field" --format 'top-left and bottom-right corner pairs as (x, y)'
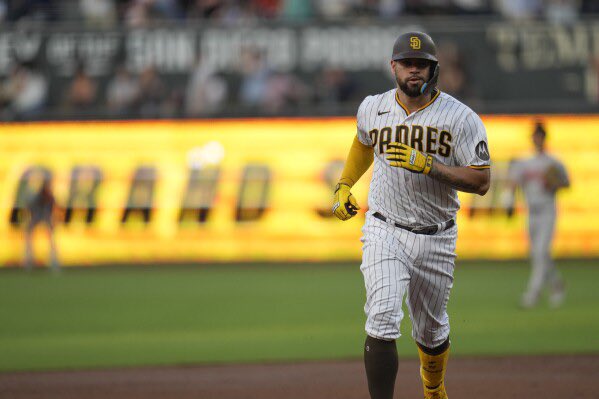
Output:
(1, 260), (598, 371)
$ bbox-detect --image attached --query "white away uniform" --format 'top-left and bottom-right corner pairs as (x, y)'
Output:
(510, 153), (569, 305)
(357, 89), (490, 347)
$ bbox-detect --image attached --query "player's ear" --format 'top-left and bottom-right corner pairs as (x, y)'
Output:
(390, 60), (397, 75)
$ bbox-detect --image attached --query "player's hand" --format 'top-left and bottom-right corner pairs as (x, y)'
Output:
(333, 183), (360, 221)
(386, 142), (433, 174)
(506, 206), (515, 218)
(500, 189), (516, 218)
(543, 165), (562, 192)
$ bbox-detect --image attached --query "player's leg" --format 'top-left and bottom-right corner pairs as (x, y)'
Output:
(360, 216), (412, 399)
(360, 242), (409, 399)
(538, 212), (564, 307)
(522, 210), (545, 308)
(363, 335), (398, 399)
(23, 224), (35, 271)
(547, 262), (565, 308)
(406, 228), (456, 399)
(47, 224), (60, 272)
(417, 338), (450, 398)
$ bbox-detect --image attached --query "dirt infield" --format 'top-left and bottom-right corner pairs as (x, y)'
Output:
(1, 355), (597, 399)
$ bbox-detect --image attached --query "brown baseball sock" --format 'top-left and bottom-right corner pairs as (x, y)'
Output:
(364, 335), (398, 399)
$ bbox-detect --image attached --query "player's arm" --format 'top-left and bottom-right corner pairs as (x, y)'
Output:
(428, 162), (490, 195)
(561, 166), (571, 188)
(333, 136), (374, 220)
(387, 112), (491, 195)
(502, 185), (517, 218)
(501, 159), (520, 217)
(338, 136), (374, 187)
(386, 142), (490, 195)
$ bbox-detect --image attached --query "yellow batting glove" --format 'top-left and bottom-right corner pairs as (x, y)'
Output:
(333, 183), (360, 221)
(386, 142), (433, 175)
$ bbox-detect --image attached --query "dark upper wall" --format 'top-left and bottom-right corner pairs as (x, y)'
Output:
(1, 17), (599, 121)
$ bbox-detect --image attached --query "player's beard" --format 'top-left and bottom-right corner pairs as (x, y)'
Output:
(397, 76), (424, 98)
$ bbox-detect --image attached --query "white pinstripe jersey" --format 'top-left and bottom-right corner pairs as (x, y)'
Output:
(357, 89), (490, 226)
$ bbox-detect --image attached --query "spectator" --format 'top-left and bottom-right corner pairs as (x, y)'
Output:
(377, 0), (404, 18)
(453, 0), (493, 14)
(65, 65), (98, 112)
(0, 0), (6, 21)
(404, 0), (455, 14)
(353, 0), (381, 17)
(0, 64), (48, 120)
(185, 55), (228, 116)
(153, 0), (184, 19)
(185, 0), (263, 24)
(238, 47), (271, 108)
(124, 0), (152, 27)
(279, 0), (313, 20)
(137, 65), (167, 117)
(6, 0), (57, 22)
(253, 0), (281, 19)
(263, 72), (310, 113)
(217, 1), (260, 25)
(314, 66), (357, 110)
(590, 56), (599, 104)
(161, 89), (185, 118)
(314, 0), (357, 19)
(186, 0), (225, 19)
(493, 0), (542, 20)
(106, 65), (140, 116)
(543, 0), (581, 24)
(436, 41), (469, 101)
(79, 0), (116, 27)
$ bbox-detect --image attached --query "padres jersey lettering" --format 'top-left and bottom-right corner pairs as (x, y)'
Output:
(357, 89), (489, 226)
(368, 125), (452, 156)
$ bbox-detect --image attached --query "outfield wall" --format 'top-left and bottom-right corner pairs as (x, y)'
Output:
(1, 116), (597, 266)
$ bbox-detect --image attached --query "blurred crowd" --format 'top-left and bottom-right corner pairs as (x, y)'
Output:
(0, 49), (360, 120)
(1, 0), (598, 120)
(0, 38), (480, 120)
(1, 0), (598, 26)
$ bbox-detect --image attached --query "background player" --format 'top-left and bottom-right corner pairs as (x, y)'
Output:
(333, 32), (491, 399)
(506, 122), (570, 308)
(23, 178), (60, 272)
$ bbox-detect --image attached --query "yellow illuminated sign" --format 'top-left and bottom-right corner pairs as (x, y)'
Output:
(0, 116), (597, 266)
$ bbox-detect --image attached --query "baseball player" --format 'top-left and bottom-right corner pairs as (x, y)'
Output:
(332, 32), (491, 399)
(506, 122), (569, 308)
(23, 178), (60, 272)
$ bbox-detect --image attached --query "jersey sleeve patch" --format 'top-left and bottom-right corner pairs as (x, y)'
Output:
(474, 141), (490, 161)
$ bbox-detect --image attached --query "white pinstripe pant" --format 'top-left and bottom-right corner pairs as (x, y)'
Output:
(524, 205), (560, 300)
(360, 211), (457, 348)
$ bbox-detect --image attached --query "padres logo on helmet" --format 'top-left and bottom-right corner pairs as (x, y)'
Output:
(410, 36), (421, 50)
